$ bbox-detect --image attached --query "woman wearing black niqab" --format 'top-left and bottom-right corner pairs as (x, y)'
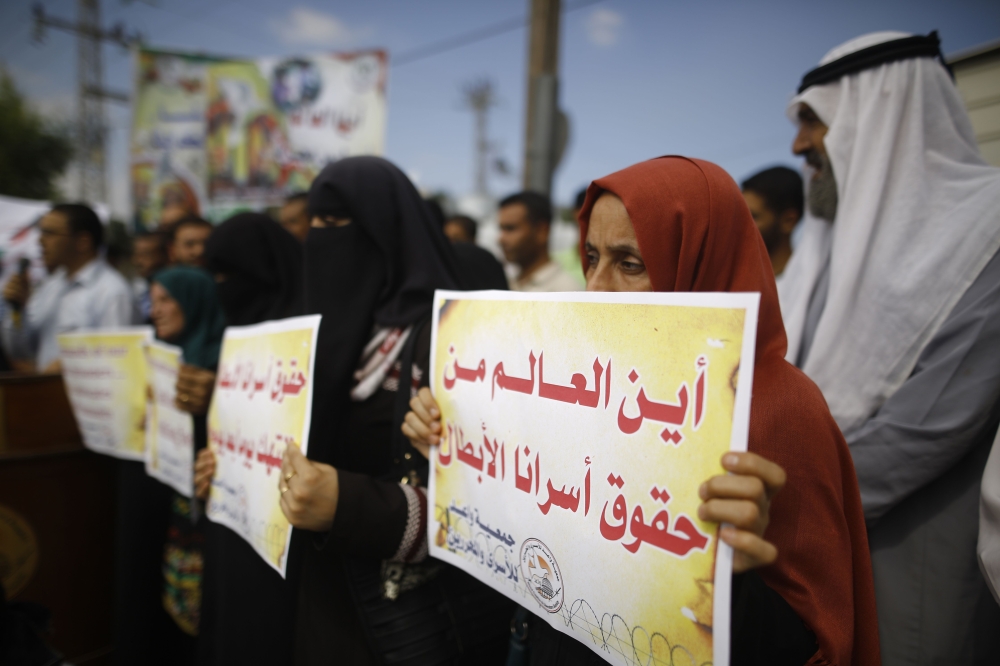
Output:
(193, 213), (304, 666)
(202, 212), (303, 325)
(279, 156), (514, 665)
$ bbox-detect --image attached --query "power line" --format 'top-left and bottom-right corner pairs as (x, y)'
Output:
(33, 0), (140, 203)
(393, 0), (606, 67)
(133, 0), (249, 46)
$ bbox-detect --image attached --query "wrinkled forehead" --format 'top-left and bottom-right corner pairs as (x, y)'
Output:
(585, 192), (637, 245)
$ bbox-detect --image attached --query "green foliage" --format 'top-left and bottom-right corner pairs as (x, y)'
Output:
(0, 69), (74, 200)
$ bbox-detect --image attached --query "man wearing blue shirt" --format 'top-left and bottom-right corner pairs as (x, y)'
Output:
(2, 203), (136, 372)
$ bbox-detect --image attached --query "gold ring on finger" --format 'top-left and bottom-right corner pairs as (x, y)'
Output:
(284, 471), (296, 482)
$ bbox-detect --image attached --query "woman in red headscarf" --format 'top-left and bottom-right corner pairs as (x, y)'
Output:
(404, 156), (879, 665)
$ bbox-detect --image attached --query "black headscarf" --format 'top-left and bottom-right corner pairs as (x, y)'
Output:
(202, 213), (303, 325)
(304, 156), (464, 464)
(423, 197), (508, 290)
(452, 242), (509, 290)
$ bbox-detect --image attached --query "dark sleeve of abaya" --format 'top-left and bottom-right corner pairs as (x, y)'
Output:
(730, 571), (818, 665)
(325, 471), (410, 559)
(323, 323), (433, 560)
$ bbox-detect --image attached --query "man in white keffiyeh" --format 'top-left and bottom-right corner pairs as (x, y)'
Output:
(780, 31), (1000, 664)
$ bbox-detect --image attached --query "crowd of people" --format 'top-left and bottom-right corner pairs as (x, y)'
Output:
(2, 29), (999, 666)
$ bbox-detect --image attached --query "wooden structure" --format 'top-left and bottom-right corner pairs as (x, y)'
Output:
(0, 373), (115, 665)
(950, 40), (1000, 166)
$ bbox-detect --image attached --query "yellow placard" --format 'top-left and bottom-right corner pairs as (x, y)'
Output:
(206, 315), (321, 577)
(428, 291), (759, 666)
(144, 340), (195, 496)
(58, 328), (154, 460)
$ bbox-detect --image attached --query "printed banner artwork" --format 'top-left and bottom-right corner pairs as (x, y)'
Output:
(131, 47), (387, 228)
(206, 315), (321, 576)
(130, 49), (215, 231)
(144, 341), (195, 497)
(58, 328), (155, 460)
(428, 291), (760, 666)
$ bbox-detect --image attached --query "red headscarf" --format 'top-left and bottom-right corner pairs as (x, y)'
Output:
(579, 156), (880, 666)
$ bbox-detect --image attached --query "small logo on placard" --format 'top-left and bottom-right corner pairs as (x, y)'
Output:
(520, 538), (563, 613)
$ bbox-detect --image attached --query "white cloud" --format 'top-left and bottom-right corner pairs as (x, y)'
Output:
(3, 65), (73, 120)
(270, 7), (356, 46)
(33, 93), (75, 122)
(586, 8), (623, 47)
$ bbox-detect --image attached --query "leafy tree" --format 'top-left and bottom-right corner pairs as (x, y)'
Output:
(0, 69), (73, 200)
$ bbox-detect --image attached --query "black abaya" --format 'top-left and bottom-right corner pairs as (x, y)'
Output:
(297, 157), (513, 665)
(196, 213), (304, 666)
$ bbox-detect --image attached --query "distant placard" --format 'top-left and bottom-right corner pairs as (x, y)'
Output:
(58, 328), (154, 460)
(144, 341), (195, 496)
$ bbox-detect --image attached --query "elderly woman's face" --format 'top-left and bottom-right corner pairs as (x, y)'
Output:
(584, 193), (653, 292)
(150, 282), (186, 341)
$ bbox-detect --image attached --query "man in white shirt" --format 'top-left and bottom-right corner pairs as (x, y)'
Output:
(2, 203), (136, 372)
(497, 191), (583, 292)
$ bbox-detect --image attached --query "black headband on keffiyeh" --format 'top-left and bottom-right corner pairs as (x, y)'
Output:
(798, 31), (950, 93)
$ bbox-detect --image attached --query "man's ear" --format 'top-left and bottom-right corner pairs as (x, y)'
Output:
(779, 209), (801, 235)
(537, 221), (551, 247)
(75, 232), (95, 257)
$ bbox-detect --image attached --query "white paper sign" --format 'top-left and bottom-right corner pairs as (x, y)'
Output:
(428, 291), (761, 666)
(144, 340), (196, 497)
(205, 315), (321, 576)
(58, 327), (154, 460)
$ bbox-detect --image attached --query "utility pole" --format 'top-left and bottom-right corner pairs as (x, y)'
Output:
(522, 0), (567, 196)
(33, 1), (138, 204)
(462, 78), (499, 196)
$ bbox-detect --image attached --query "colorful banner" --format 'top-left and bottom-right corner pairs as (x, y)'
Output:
(144, 341), (195, 497)
(131, 48), (387, 227)
(205, 315), (321, 576)
(130, 49), (213, 230)
(58, 328), (154, 460)
(428, 291), (760, 666)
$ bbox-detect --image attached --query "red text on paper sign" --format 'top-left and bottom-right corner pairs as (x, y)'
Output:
(443, 349), (708, 446)
(438, 424), (709, 559)
(599, 473), (708, 556)
(216, 356), (308, 403)
(209, 429), (295, 475)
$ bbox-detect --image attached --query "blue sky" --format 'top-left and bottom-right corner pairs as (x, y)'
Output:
(1, 0), (998, 217)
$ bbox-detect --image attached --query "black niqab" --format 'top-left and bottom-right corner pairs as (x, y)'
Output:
(202, 213), (303, 325)
(305, 156), (463, 465)
(307, 156), (464, 325)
